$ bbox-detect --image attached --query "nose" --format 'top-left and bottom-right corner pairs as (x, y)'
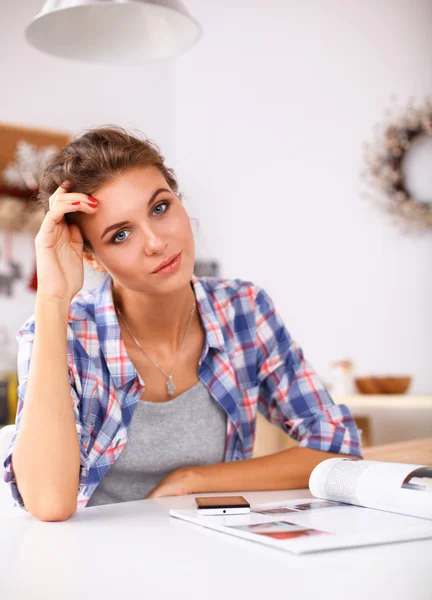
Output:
(142, 227), (166, 256)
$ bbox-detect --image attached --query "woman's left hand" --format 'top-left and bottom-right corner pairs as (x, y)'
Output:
(145, 467), (196, 499)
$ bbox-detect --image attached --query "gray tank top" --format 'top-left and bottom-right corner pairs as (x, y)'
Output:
(87, 381), (227, 507)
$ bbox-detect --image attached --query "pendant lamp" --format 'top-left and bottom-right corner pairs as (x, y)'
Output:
(25, 0), (201, 64)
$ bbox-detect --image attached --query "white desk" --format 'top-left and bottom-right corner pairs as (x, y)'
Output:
(1, 489), (431, 600)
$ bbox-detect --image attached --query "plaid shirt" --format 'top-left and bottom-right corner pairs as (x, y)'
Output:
(4, 275), (362, 509)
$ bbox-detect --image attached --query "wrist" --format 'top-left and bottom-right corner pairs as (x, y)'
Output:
(36, 295), (70, 320)
(179, 466), (202, 494)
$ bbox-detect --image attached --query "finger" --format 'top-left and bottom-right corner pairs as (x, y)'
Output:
(54, 180), (71, 195)
(39, 199), (97, 237)
(53, 199), (96, 222)
(58, 180), (71, 192)
(49, 181), (71, 209)
(49, 192), (97, 210)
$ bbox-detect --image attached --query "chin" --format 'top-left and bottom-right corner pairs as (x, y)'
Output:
(115, 262), (194, 295)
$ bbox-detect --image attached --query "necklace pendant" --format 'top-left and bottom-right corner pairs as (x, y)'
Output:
(167, 376), (176, 396)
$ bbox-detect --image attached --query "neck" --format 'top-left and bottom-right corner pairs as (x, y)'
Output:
(112, 281), (196, 353)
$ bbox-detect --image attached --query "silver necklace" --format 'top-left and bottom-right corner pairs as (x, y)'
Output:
(117, 301), (196, 397)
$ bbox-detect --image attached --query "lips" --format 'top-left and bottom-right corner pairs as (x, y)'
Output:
(152, 252), (182, 273)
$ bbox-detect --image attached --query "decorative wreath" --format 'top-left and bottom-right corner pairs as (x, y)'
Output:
(363, 98), (432, 230)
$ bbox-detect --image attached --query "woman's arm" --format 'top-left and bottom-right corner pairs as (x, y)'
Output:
(10, 298), (81, 522)
(190, 446), (361, 491)
(147, 447), (361, 498)
(5, 185), (95, 522)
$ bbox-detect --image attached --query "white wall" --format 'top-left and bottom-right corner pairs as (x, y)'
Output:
(0, 0), (431, 394)
(172, 0), (432, 393)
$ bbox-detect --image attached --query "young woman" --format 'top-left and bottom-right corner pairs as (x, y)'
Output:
(3, 127), (362, 521)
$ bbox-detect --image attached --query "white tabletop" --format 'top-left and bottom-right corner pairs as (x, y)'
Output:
(1, 489), (431, 600)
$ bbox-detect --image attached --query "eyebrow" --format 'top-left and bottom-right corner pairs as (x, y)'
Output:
(100, 187), (171, 240)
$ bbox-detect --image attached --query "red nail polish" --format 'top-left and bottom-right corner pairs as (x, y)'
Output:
(72, 202), (80, 205)
(88, 196), (98, 203)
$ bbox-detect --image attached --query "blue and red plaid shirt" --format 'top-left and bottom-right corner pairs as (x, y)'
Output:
(4, 275), (362, 509)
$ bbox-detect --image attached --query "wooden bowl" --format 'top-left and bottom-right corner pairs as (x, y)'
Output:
(354, 376), (411, 395)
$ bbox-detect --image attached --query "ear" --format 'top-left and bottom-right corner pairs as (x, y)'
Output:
(83, 251), (107, 273)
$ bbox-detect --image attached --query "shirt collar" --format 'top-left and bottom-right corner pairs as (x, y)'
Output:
(94, 274), (225, 389)
(94, 275), (137, 389)
(190, 275), (226, 352)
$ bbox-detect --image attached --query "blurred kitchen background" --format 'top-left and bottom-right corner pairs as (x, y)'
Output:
(0, 0), (431, 450)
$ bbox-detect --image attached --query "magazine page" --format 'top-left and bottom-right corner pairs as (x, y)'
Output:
(169, 497), (432, 555)
(309, 458), (432, 520)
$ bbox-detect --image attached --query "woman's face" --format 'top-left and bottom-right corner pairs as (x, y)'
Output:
(79, 167), (195, 295)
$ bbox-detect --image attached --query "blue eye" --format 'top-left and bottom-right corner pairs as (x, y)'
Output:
(152, 201), (169, 216)
(112, 230), (131, 243)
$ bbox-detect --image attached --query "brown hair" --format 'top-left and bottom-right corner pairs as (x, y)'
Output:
(37, 125), (181, 250)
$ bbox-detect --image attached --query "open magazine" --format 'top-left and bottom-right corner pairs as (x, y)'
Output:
(169, 458), (432, 555)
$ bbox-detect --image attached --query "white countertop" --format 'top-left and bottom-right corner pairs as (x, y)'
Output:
(334, 394), (432, 409)
(1, 489), (431, 600)
(332, 394), (432, 445)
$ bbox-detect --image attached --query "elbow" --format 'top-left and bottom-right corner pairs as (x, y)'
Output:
(25, 495), (78, 522)
(14, 466), (80, 522)
(36, 507), (76, 522)
(30, 504), (77, 522)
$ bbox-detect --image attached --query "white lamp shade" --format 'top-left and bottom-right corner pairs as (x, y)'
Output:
(25, 0), (201, 64)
